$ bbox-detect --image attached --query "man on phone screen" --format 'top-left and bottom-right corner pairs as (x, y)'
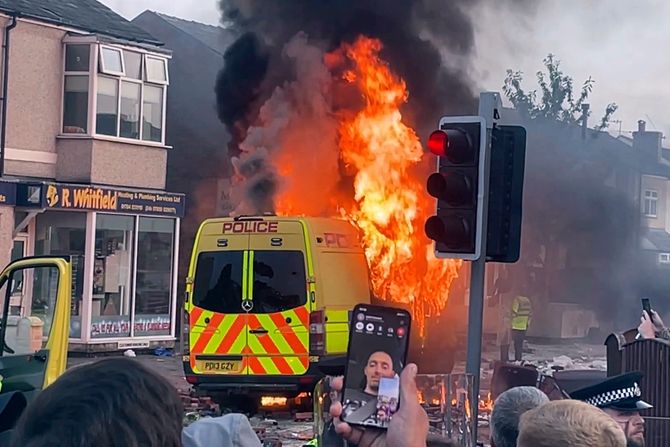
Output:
(343, 351), (396, 425)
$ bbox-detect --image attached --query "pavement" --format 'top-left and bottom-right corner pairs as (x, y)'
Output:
(65, 340), (607, 446)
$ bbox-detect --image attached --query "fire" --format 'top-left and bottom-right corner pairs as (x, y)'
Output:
(479, 392), (494, 413)
(261, 396), (288, 407)
(276, 36), (462, 331)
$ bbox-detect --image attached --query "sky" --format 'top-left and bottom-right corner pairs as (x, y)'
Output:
(100, 0), (670, 139)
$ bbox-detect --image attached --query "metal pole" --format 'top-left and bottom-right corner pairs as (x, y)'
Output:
(465, 92), (499, 439)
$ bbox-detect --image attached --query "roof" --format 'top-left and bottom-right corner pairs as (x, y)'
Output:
(151, 11), (236, 56)
(0, 0), (162, 46)
(642, 229), (670, 252)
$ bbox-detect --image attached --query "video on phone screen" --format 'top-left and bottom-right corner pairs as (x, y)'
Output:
(342, 307), (409, 429)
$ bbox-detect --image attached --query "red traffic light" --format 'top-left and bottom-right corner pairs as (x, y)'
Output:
(427, 130), (448, 156)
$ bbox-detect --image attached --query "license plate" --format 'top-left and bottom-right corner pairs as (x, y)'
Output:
(196, 360), (242, 373)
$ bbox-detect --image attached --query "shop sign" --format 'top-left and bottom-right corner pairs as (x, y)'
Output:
(45, 183), (185, 217)
(0, 180), (16, 205)
(90, 314), (171, 338)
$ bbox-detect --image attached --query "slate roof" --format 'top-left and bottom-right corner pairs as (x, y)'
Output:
(151, 12), (236, 55)
(642, 228), (670, 252)
(0, 0), (162, 46)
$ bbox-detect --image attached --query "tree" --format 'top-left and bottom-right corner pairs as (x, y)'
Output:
(503, 54), (618, 132)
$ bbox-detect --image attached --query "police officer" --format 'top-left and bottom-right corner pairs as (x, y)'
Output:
(570, 372), (651, 447)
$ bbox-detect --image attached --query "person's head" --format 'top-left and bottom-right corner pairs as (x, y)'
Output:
(490, 386), (550, 447)
(570, 371), (651, 447)
(601, 408), (645, 447)
(12, 358), (183, 447)
(517, 400), (627, 447)
(363, 351), (394, 394)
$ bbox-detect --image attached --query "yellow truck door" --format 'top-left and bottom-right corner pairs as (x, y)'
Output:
(246, 220), (310, 376)
(0, 257), (72, 397)
(188, 226), (250, 375)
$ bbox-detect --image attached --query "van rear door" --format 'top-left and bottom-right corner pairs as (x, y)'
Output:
(189, 226), (249, 375)
(246, 220), (310, 376)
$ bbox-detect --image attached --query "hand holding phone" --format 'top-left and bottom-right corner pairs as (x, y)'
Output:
(341, 304), (411, 430)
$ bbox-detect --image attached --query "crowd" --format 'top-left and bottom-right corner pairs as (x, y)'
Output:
(1, 309), (666, 447)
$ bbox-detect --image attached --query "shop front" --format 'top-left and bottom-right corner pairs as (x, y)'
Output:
(13, 181), (185, 352)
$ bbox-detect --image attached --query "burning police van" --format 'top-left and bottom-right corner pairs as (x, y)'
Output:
(183, 215), (372, 400)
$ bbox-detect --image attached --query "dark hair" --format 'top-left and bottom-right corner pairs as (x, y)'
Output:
(11, 358), (183, 447)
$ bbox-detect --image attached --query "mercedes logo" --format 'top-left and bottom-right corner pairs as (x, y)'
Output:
(241, 300), (253, 312)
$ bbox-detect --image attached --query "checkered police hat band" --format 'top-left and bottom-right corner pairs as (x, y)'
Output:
(585, 383), (642, 407)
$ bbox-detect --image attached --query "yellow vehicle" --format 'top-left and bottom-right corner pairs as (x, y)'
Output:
(183, 215), (372, 396)
(0, 256), (72, 435)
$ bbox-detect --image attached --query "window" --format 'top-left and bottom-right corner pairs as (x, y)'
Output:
(35, 211), (86, 338)
(134, 217), (175, 336)
(62, 42), (168, 143)
(99, 46), (124, 76)
(91, 214), (135, 339)
(145, 56), (168, 84)
(644, 190), (658, 217)
(96, 76), (119, 136)
(193, 251), (244, 314)
(120, 81), (141, 139)
(251, 251), (307, 313)
(142, 85), (163, 142)
(659, 253), (670, 264)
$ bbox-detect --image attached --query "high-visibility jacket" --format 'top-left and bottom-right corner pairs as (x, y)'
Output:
(511, 295), (532, 330)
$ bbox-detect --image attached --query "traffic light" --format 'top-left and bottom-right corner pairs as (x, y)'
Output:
(425, 116), (487, 260)
(486, 125), (527, 263)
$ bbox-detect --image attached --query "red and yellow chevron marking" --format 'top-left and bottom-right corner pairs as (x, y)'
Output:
(189, 305), (311, 376)
(245, 307), (310, 376)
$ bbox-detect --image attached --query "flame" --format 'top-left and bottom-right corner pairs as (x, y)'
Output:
(276, 36), (462, 331)
(261, 396), (288, 407)
(479, 392), (494, 413)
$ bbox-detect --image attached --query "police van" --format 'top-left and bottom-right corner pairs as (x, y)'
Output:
(183, 215), (372, 396)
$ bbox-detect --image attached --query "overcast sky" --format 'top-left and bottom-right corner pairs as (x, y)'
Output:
(100, 0), (670, 139)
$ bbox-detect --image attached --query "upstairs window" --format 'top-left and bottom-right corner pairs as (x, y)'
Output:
(643, 189), (658, 217)
(62, 42), (169, 144)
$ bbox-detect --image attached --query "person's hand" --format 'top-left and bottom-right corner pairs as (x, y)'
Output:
(329, 363), (429, 447)
(648, 310), (665, 331)
(639, 312), (656, 339)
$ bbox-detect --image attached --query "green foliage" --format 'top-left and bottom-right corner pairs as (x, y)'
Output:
(503, 54), (618, 131)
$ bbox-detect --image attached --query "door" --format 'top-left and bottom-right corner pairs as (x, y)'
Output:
(8, 236), (28, 316)
(0, 257), (72, 400)
(189, 234), (249, 375)
(246, 231), (310, 376)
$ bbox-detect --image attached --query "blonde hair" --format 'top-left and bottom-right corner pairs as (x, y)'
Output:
(517, 400), (626, 447)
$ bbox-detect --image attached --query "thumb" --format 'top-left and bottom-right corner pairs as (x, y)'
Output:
(399, 363), (419, 405)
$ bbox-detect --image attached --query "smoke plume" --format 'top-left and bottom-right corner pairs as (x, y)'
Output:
(215, 0), (504, 214)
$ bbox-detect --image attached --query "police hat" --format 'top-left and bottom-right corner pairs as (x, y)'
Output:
(569, 371), (653, 411)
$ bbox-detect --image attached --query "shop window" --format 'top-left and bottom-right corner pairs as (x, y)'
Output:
(91, 214), (134, 339)
(251, 251), (307, 314)
(35, 212), (86, 338)
(192, 251), (244, 314)
(134, 217), (174, 336)
(61, 42), (168, 143)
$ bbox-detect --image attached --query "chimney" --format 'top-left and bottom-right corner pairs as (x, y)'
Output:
(633, 119), (663, 163)
(581, 103), (590, 139)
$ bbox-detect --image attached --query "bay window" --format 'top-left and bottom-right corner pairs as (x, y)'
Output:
(62, 41), (169, 144)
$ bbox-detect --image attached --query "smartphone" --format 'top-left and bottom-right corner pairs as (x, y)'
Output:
(642, 298), (652, 316)
(340, 304), (411, 429)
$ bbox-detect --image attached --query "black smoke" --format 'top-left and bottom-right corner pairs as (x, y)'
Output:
(215, 0), (489, 154)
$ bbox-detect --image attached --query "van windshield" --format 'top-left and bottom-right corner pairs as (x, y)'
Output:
(251, 251), (307, 314)
(192, 251), (244, 314)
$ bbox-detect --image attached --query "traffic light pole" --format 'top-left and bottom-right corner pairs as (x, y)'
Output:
(465, 92), (499, 439)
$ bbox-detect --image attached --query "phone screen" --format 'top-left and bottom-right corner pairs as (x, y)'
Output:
(341, 304), (411, 429)
(642, 298), (652, 315)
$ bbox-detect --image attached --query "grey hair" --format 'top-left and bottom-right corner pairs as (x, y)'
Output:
(490, 386), (550, 447)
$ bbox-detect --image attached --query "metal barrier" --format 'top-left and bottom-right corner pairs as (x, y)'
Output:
(619, 337), (670, 447)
